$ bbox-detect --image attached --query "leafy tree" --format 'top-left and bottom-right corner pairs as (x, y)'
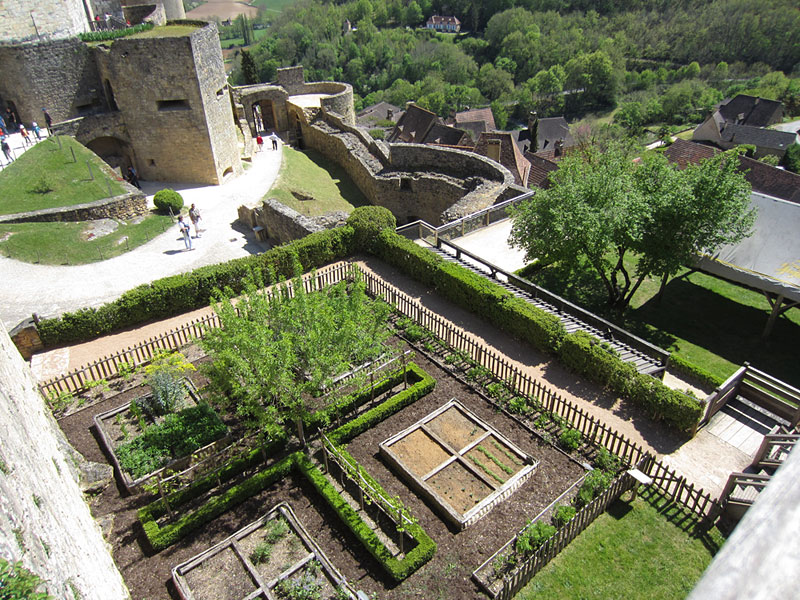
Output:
(477, 63), (514, 100)
(402, 1), (424, 27)
(614, 101), (645, 131)
(782, 143), (800, 174)
(201, 269), (393, 443)
(490, 100), (509, 130)
(509, 145), (755, 309)
(240, 49), (258, 85)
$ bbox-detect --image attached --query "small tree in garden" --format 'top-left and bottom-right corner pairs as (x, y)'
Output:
(201, 266), (393, 444)
(139, 350), (196, 416)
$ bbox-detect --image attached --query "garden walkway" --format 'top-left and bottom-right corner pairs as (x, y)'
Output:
(30, 259), (751, 498)
(0, 145), (282, 330)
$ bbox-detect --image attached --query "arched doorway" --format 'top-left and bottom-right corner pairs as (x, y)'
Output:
(85, 136), (135, 174)
(251, 99), (276, 134)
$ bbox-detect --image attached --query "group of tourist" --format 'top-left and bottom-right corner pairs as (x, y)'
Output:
(0, 107), (51, 165)
(177, 204), (202, 251)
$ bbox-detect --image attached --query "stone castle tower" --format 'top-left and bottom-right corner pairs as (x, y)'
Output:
(0, 0), (241, 184)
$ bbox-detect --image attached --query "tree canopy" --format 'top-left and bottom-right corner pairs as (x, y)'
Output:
(509, 145), (755, 309)
(200, 269), (393, 442)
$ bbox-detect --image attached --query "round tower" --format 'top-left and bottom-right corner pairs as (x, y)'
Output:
(161, 0), (186, 20)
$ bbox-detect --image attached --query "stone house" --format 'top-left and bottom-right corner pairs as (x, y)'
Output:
(426, 15), (461, 32)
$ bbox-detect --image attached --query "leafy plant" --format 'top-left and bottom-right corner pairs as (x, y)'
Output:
(558, 428), (582, 452)
(141, 351), (195, 416)
(249, 541), (273, 565)
(515, 520), (556, 557)
(116, 360), (136, 380)
(0, 558), (51, 600)
(577, 469), (615, 508)
(553, 504), (577, 527)
(46, 390), (74, 414)
(264, 517), (289, 543)
(403, 323), (426, 342)
(276, 563), (322, 600)
(477, 445), (514, 475)
(594, 447), (621, 472)
(485, 382), (505, 399)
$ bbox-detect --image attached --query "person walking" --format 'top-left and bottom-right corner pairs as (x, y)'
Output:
(1, 139), (13, 164)
(188, 203), (201, 238)
(256, 134), (263, 152)
(178, 216), (193, 250)
(126, 165), (141, 189)
(31, 122), (41, 140)
(42, 109), (52, 134)
(19, 124), (31, 146)
(5, 108), (16, 133)
(268, 132), (280, 150)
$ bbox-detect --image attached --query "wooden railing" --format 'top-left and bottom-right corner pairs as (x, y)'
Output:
(38, 262), (355, 398)
(702, 363), (800, 429)
(754, 432), (798, 468)
(492, 472), (634, 600)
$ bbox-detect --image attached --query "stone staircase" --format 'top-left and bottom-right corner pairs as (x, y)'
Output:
(426, 244), (667, 376)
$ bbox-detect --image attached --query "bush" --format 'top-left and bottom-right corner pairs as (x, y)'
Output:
(558, 428), (582, 452)
(0, 559), (50, 600)
(553, 504), (576, 527)
(576, 469), (614, 508)
(515, 520), (556, 557)
(369, 128), (385, 140)
(346, 206), (396, 253)
(37, 227), (355, 346)
(782, 143), (800, 173)
(153, 188), (184, 214)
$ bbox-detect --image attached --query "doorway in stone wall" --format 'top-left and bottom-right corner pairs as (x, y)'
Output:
(85, 136), (135, 179)
(254, 100), (276, 133)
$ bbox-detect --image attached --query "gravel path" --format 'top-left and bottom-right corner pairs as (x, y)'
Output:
(0, 146), (282, 329)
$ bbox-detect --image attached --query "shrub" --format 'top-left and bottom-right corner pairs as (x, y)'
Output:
(153, 188), (184, 214)
(576, 469), (614, 508)
(558, 428), (582, 452)
(0, 559), (51, 600)
(553, 504), (576, 527)
(515, 520), (556, 557)
(594, 447), (621, 472)
(369, 128), (385, 140)
(249, 541), (272, 565)
(346, 206), (396, 253)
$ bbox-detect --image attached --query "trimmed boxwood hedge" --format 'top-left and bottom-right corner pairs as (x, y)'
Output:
(139, 362), (436, 570)
(37, 226), (355, 346)
(372, 228), (703, 433)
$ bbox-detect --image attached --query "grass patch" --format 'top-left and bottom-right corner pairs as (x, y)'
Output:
(517, 489), (725, 600)
(519, 255), (800, 388)
(250, 0), (295, 13)
(0, 213), (173, 264)
(220, 28), (268, 48)
(127, 24), (201, 38)
(0, 137), (127, 215)
(266, 147), (368, 216)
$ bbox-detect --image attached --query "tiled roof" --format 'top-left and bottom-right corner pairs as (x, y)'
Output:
(524, 152), (558, 189)
(427, 15), (461, 26)
(718, 95), (783, 127)
(719, 123), (796, 152)
(423, 123), (470, 146)
(663, 138), (719, 169)
(665, 139), (800, 204)
(474, 132), (531, 186)
(455, 108), (496, 131)
(387, 104), (438, 143)
(514, 117), (574, 154)
(356, 101), (403, 124)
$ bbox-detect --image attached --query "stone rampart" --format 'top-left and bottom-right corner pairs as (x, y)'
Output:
(0, 190), (147, 224)
(275, 66), (305, 94)
(0, 321), (130, 600)
(0, 0), (88, 43)
(122, 3), (164, 26)
(0, 39), (106, 125)
(239, 199), (347, 245)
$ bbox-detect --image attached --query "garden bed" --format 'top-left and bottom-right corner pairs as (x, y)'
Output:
(173, 502), (355, 600)
(380, 400), (538, 529)
(93, 379), (229, 494)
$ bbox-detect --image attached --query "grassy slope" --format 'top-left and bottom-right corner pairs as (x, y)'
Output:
(0, 137), (126, 216)
(250, 0), (295, 13)
(521, 253), (800, 388)
(266, 147), (368, 216)
(0, 215), (174, 265)
(517, 490), (724, 600)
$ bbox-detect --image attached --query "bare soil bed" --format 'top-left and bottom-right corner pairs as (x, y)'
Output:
(58, 346), (586, 600)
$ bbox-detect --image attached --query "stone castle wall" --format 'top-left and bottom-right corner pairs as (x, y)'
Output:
(0, 322), (130, 600)
(0, 0), (88, 43)
(0, 191), (147, 224)
(239, 199), (347, 246)
(95, 21), (238, 184)
(0, 39), (106, 126)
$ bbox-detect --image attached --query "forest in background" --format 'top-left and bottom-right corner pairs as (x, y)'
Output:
(230, 0), (800, 137)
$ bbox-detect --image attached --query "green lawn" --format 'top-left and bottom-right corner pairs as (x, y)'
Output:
(127, 24), (200, 38)
(0, 213), (173, 265)
(0, 137), (127, 216)
(266, 147), (368, 216)
(220, 28), (268, 49)
(519, 255), (800, 388)
(250, 0), (295, 13)
(517, 490), (724, 600)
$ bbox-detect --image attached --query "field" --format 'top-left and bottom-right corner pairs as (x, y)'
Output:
(186, 0), (258, 20)
(0, 136), (126, 216)
(266, 147), (368, 216)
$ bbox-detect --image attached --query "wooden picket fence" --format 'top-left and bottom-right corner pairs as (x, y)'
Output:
(38, 262), (355, 398)
(39, 260), (720, 526)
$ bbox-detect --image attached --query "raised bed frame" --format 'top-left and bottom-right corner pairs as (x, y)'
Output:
(172, 501), (358, 600)
(380, 399), (538, 530)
